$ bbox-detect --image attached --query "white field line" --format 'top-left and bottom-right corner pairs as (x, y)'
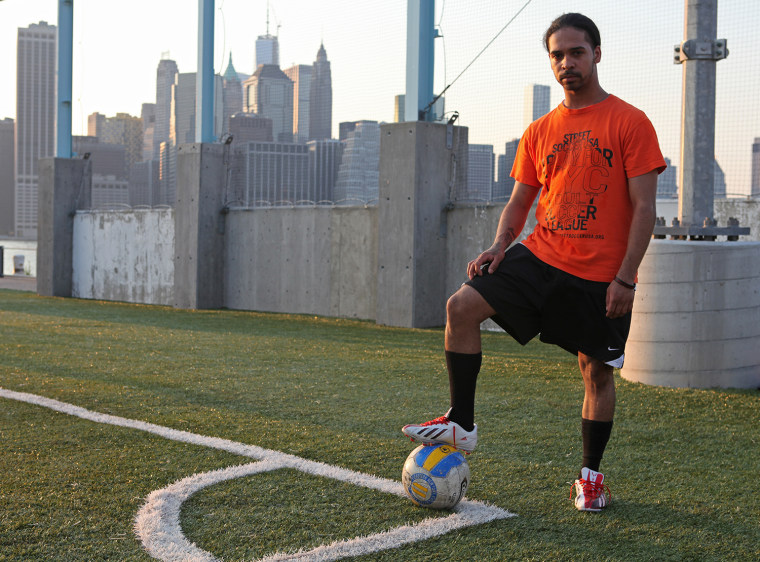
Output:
(0, 387), (516, 562)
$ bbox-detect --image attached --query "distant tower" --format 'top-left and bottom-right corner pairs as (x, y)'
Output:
(334, 121), (380, 204)
(222, 53), (243, 134)
(243, 65), (294, 143)
(657, 157), (678, 199)
(309, 43), (333, 140)
(255, 6), (280, 68)
(752, 138), (760, 198)
(394, 95), (406, 123)
(284, 64), (312, 143)
(15, 21), (57, 240)
(89, 112), (144, 170)
(154, 57), (179, 160)
(0, 118), (15, 236)
(713, 159), (726, 199)
(493, 138), (520, 201)
(466, 145), (494, 201)
(307, 139), (344, 202)
(141, 103), (156, 162)
(523, 84), (551, 130)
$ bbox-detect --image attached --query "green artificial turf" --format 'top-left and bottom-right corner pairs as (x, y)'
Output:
(0, 290), (758, 560)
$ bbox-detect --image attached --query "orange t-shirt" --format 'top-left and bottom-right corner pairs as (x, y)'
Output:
(511, 95), (666, 282)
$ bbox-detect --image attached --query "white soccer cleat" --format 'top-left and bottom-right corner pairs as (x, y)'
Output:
(571, 467), (612, 512)
(401, 415), (478, 452)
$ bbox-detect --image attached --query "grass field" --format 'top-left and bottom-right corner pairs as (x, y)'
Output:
(0, 289), (758, 561)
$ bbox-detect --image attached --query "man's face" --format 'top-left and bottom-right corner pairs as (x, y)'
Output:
(547, 26), (601, 93)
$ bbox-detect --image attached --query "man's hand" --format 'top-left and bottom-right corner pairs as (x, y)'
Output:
(467, 244), (506, 279)
(606, 279), (635, 318)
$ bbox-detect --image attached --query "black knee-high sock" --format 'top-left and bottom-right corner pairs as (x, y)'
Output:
(581, 418), (614, 473)
(445, 350), (481, 432)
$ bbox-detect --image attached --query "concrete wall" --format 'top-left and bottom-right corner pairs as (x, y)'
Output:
(623, 240), (760, 388)
(0, 239), (37, 277)
(716, 199), (760, 241)
(72, 209), (175, 305)
(225, 206), (377, 319)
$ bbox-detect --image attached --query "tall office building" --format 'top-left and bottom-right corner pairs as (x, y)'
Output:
(88, 112), (144, 169)
(307, 139), (344, 203)
(309, 43), (332, 140)
(394, 95), (405, 123)
(15, 21), (57, 240)
(714, 159), (726, 199)
(222, 54), (243, 134)
(163, 72), (224, 204)
(752, 138), (760, 198)
(129, 160), (160, 207)
(334, 121), (380, 204)
(236, 141), (309, 205)
(256, 34), (279, 68)
(0, 118), (15, 236)
(523, 84), (551, 130)
(228, 113), (274, 144)
(141, 103), (156, 162)
(657, 157), (678, 199)
(284, 64), (312, 143)
(153, 58), (179, 161)
(243, 65), (294, 143)
(464, 144), (495, 201)
(493, 138), (520, 201)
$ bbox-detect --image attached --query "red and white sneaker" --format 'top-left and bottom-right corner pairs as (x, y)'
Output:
(401, 415), (478, 452)
(571, 467), (612, 512)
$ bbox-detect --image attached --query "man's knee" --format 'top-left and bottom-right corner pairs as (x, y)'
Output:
(447, 286), (493, 325)
(579, 353), (614, 385)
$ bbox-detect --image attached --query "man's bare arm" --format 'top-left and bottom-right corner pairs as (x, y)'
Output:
(606, 169), (658, 318)
(468, 182), (541, 279)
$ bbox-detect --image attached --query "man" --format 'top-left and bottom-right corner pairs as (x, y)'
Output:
(402, 13), (666, 512)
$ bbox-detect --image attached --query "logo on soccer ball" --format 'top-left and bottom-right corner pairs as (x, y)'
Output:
(408, 472), (437, 505)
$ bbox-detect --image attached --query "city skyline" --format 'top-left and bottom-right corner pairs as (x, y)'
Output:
(0, 0), (758, 197)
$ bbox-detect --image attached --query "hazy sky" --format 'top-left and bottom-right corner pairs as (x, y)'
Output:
(1, 1), (757, 194)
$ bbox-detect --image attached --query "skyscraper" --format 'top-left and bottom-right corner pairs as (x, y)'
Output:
(334, 121), (380, 204)
(493, 138), (520, 201)
(164, 72), (224, 203)
(222, 54), (243, 134)
(153, 58), (179, 161)
(465, 144), (495, 201)
(284, 64), (312, 143)
(141, 103), (156, 162)
(243, 65), (294, 143)
(752, 138), (760, 198)
(15, 21), (56, 240)
(255, 34), (279, 68)
(714, 159), (726, 199)
(89, 112), (144, 169)
(394, 95), (405, 123)
(307, 139), (344, 202)
(657, 157), (678, 198)
(309, 43), (332, 140)
(237, 142), (309, 205)
(523, 84), (551, 130)
(0, 118), (15, 237)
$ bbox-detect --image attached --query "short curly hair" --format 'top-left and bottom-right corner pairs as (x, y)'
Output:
(544, 13), (601, 51)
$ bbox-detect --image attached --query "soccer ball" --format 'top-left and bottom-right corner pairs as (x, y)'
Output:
(402, 444), (470, 509)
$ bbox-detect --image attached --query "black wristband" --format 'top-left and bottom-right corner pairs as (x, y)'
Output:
(613, 276), (636, 290)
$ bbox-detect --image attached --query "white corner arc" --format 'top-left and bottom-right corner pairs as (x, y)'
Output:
(0, 387), (515, 561)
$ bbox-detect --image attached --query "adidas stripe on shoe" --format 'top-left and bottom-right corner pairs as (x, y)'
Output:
(401, 415), (478, 452)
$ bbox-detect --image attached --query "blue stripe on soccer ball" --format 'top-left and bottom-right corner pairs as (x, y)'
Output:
(413, 444), (467, 477)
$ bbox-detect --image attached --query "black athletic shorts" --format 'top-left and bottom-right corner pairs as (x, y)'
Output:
(465, 243), (630, 367)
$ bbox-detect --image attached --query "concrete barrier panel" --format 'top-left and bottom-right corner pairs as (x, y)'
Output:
(622, 240), (760, 389)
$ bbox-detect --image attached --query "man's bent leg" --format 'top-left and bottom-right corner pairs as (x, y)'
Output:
(445, 285), (496, 353)
(444, 286), (495, 431)
(401, 286), (494, 450)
